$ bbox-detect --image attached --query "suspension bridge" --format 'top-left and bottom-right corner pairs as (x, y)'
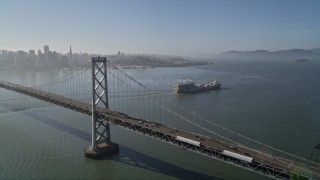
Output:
(0, 57), (319, 180)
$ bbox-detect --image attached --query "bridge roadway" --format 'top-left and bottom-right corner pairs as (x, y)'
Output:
(0, 80), (319, 179)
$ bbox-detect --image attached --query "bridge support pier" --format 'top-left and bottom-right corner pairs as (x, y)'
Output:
(84, 57), (119, 159)
(84, 142), (119, 159)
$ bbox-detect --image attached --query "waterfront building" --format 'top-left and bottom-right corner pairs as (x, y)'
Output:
(44, 45), (49, 55)
(29, 50), (36, 56)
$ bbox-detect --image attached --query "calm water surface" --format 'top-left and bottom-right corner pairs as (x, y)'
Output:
(1, 59), (319, 179)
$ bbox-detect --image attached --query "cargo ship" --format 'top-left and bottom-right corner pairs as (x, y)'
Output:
(173, 80), (221, 93)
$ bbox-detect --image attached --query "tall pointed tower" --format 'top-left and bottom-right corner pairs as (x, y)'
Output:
(68, 45), (73, 65)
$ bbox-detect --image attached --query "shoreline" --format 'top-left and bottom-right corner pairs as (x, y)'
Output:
(0, 62), (210, 71)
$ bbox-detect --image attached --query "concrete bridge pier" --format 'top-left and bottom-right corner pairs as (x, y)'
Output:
(84, 142), (119, 159)
(84, 57), (119, 159)
(84, 119), (119, 159)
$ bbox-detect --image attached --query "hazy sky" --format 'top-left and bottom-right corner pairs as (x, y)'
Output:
(1, 0), (319, 56)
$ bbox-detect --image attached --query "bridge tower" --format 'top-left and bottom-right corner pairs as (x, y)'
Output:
(84, 57), (119, 159)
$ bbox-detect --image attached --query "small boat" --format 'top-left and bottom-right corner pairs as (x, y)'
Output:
(173, 80), (221, 93)
(296, 58), (309, 62)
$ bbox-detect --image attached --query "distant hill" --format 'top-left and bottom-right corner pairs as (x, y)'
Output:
(215, 48), (320, 60)
(310, 47), (320, 53)
(107, 54), (208, 67)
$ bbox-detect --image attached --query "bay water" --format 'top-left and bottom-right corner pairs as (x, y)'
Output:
(1, 59), (319, 179)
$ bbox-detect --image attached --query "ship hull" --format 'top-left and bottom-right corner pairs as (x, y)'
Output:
(174, 84), (221, 93)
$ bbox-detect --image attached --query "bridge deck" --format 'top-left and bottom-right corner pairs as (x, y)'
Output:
(0, 80), (319, 179)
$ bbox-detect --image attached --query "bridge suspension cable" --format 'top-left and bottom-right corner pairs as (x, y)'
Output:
(105, 60), (320, 177)
(33, 61), (91, 88)
(23, 58), (319, 176)
(31, 61), (92, 102)
(171, 102), (320, 167)
(1, 56), (319, 178)
(107, 62), (259, 143)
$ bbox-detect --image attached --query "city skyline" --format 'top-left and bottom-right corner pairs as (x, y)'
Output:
(1, 0), (320, 56)
(1, 44), (77, 56)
